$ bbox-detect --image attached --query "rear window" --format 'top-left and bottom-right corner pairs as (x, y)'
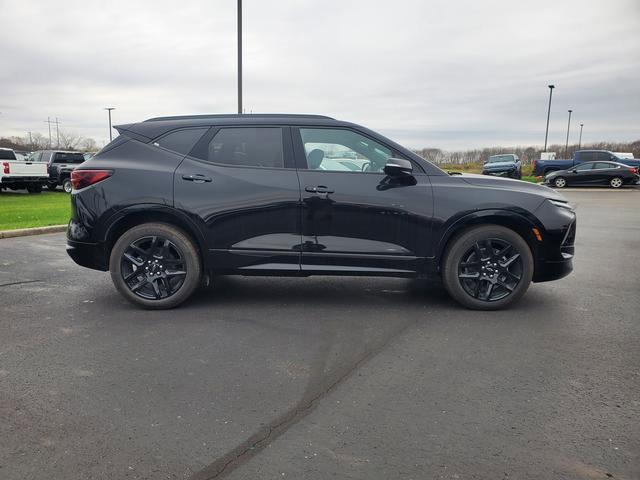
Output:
(53, 152), (85, 163)
(0, 149), (17, 160)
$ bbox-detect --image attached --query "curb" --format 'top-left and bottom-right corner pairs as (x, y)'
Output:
(0, 225), (67, 239)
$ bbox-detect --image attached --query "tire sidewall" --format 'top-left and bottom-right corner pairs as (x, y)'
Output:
(63, 179), (72, 193)
(442, 225), (534, 310)
(109, 223), (201, 309)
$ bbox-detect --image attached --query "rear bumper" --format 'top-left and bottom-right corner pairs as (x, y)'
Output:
(1, 176), (48, 184)
(66, 239), (108, 271)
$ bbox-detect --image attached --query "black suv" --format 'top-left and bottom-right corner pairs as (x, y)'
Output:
(31, 150), (86, 192)
(67, 114), (576, 310)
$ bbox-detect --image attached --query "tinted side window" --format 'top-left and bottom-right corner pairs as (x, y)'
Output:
(594, 152), (611, 162)
(575, 163), (594, 171)
(579, 152), (595, 162)
(299, 128), (392, 173)
(0, 149), (16, 160)
(154, 128), (208, 155)
(594, 162), (616, 169)
(201, 128), (284, 168)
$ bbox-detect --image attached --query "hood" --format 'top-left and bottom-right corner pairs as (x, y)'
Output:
(483, 161), (516, 169)
(460, 173), (567, 201)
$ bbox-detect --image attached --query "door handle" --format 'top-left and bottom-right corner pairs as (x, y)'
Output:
(305, 185), (334, 194)
(182, 174), (212, 183)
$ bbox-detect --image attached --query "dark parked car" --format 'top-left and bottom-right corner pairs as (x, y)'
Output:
(31, 150), (86, 192)
(67, 114), (576, 310)
(482, 154), (521, 179)
(533, 150), (640, 177)
(544, 161), (639, 188)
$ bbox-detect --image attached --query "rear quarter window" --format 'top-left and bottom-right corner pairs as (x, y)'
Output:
(0, 149), (17, 160)
(153, 128), (208, 155)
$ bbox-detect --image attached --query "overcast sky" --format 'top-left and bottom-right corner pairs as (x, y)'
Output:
(1, 0), (639, 150)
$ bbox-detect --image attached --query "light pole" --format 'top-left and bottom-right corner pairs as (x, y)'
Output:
(237, 0), (242, 114)
(578, 123), (584, 149)
(104, 107), (115, 142)
(543, 84), (555, 152)
(564, 109), (572, 158)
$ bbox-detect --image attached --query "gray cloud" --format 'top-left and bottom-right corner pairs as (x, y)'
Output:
(0, 0), (638, 149)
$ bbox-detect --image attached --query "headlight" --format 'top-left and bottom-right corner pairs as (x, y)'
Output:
(549, 199), (575, 211)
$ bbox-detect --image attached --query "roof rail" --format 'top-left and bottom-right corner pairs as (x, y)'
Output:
(144, 113), (334, 122)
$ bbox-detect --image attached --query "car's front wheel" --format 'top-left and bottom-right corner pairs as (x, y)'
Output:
(442, 225), (534, 310)
(109, 223), (201, 309)
(553, 177), (567, 188)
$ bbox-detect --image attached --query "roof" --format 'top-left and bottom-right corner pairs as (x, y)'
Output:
(116, 113), (344, 140)
(144, 113), (334, 122)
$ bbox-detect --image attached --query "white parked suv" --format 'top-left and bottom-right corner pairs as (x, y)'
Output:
(0, 148), (49, 193)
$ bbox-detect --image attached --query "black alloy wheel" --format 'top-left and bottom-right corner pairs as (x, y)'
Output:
(121, 236), (187, 300)
(457, 238), (522, 302)
(442, 225), (534, 310)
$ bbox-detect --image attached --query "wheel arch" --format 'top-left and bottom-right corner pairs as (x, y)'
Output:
(103, 205), (207, 266)
(435, 209), (541, 271)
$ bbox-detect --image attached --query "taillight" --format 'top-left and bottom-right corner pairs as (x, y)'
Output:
(2, 162), (9, 174)
(630, 167), (638, 174)
(70, 169), (113, 190)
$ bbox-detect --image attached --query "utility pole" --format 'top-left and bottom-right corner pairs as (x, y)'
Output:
(55, 117), (60, 148)
(564, 109), (572, 158)
(46, 117), (52, 148)
(543, 84), (555, 152)
(237, 0), (243, 114)
(104, 107), (115, 142)
(578, 123), (584, 149)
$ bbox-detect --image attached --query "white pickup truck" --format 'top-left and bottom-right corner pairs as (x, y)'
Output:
(0, 148), (49, 193)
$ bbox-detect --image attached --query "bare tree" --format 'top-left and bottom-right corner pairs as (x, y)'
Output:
(57, 130), (83, 150)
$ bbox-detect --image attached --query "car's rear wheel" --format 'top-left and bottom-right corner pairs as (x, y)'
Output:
(109, 223), (201, 309)
(553, 177), (567, 188)
(63, 178), (72, 193)
(442, 225), (534, 310)
(609, 177), (623, 189)
(47, 183), (58, 191)
(27, 183), (42, 193)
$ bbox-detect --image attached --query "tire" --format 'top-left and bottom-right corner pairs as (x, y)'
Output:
(27, 184), (42, 194)
(441, 225), (534, 310)
(109, 223), (201, 309)
(47, 183), (58, 191)
(63, 178), (72, 193)
(609, 177), (623, 189)
(553, 177), (567, 188)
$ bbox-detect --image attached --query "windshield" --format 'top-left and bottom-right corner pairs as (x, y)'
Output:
(487, 155), (514, 163)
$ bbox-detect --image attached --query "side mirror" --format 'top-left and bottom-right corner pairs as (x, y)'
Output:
(569, 169), (577, 173)
(384, 158), (413, 176)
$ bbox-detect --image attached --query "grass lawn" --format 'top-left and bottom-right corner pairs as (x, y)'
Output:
(0, 191), (70, 231)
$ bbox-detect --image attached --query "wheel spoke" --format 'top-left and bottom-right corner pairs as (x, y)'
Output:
(124, 252), (144, 267)
(473, 279), (482, 298)
(495, 243), (511, 259)
(165, 269), (187, 277)
(459, 272), (480, 279)
(501, 253), (520, 267)
(151, 280), (162, 299)
(124, 270), (141, 281)
(130, 278), (148, 292)
(483, 282), (494, 300)
(497, 280), (514, 292)
(504, 270), (521, 283)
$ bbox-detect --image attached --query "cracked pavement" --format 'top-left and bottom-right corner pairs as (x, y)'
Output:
(1, 189), (639, 480)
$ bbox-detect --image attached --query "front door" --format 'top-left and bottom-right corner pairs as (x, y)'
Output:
(292, 127), (433, 275)
(174, 126), (302, 273)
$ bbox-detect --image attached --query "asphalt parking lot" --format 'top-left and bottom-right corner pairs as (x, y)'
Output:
(1, 188), (639, 480)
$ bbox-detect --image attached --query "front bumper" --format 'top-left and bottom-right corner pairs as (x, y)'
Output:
(483, 169), (516, 177)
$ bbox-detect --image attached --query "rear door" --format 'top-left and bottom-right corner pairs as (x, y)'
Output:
(174, 126), (302, 274)
(292, 126), (433, 275)
(592, 162), (620, 184)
